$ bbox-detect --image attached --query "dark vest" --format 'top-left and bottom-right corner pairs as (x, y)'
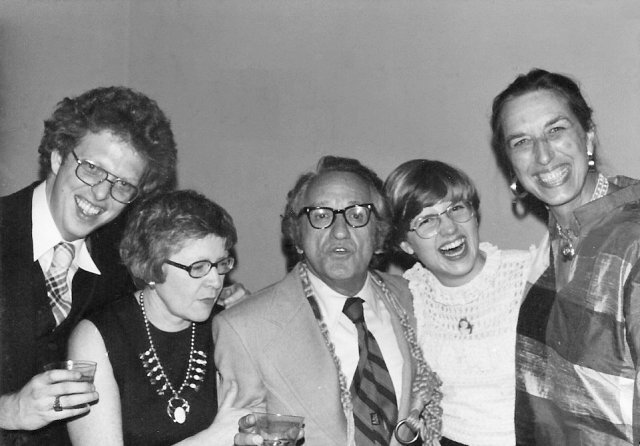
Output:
(0, 183), (134, 445)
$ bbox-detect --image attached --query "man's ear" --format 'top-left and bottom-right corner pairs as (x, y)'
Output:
(399, 240), (415, 256)
(50, 150), (64, 175)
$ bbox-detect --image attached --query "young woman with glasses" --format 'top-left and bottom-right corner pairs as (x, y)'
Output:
(384, 159), (535, 446)
(66, 190), (250, 446)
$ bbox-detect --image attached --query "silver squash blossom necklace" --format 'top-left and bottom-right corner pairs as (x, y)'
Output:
(138, 290), (208, 424)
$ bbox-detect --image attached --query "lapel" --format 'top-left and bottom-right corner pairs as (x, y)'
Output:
(259, 269), (347, 445)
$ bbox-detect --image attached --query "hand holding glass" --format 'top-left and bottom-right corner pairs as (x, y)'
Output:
(252, 412), (304, 446)
(43, 360), (97, 410)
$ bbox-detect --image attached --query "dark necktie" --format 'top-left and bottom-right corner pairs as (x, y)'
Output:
(45, 242), (75, 326)
(342, 297), (398, 445)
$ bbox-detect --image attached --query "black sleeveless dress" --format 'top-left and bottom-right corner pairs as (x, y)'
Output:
(88, 295), (218, 446)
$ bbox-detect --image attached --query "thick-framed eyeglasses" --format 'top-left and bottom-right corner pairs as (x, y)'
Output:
(165, 257), (235, 278)
(409, 201), (474, 239)
(298, 203), (375, 230)
(70, 151), (140, 204)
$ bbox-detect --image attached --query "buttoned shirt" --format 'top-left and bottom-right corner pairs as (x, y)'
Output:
(32, 181), (100, 296)
(307, 270), (404, 404)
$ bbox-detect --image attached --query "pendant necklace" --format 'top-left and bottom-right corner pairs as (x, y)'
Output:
(554, 173), (609, 262)
(138, 290), (207, 424)
(555, 223), (577, 261)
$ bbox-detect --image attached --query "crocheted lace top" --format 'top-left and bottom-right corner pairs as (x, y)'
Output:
(404, 242), (534, 446)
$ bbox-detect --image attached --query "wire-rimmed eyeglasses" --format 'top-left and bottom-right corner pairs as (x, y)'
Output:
(298, 203), (376, 229)
(408, 201), (474, 239)
(165, 257), (235, 278)
(71, 151), (140, 204)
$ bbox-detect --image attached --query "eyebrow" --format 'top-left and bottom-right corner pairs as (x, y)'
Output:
(505, 115), (573, 142)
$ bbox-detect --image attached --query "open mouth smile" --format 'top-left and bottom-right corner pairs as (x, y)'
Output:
(75, 196), (103, 217)
(535, 165), (570, 188)
(439, 238), (466, 258)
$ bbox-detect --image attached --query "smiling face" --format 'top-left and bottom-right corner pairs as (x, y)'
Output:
(47, 130), (147, 241)
(298, 171), (376, 296)
(400, 200), (484, 287)
(499, 90), (595, 212)
(150, 234), (228, 328)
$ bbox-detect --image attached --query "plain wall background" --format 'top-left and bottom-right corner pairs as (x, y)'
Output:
(2, 1), (640, 292)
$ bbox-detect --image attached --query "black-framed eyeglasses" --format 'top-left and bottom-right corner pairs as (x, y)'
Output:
(165, 257), (235, 278)
(298, 203), (375, 230)
(409, 201), (474, 239)
(70, 151), (140, 204)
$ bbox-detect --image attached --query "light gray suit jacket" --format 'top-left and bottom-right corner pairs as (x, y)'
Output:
(212, 265), (417, 445)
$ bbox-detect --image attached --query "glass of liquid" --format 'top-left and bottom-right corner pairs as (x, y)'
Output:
(44, 360), (97, 382)
(44, 360), (97, 409)
(252, 412), (304, 446)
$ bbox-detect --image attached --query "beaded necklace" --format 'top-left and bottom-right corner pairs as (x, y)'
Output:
(297, 262), (442, 445)
(138, 290), (208, 424)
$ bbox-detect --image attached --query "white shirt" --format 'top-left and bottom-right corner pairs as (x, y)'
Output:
(32, 181), (101, 296)
(307, 271), (404, 404)
(405, 242), (534, 446)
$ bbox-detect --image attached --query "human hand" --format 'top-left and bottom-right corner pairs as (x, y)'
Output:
(204, 381), (253, 446)
(234, 413), (262, 445)
(0, 369), (98, 430)
(234, 413), (305, 445)
(219, 283), (251, 308)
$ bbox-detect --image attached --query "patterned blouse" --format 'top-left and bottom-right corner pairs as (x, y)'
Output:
(516, 176), (640, 445)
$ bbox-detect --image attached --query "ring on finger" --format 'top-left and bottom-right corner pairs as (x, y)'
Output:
(53, 395), (63, 412)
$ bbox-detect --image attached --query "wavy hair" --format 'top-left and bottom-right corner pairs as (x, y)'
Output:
(120, 190), (237, 285)
(38, 86), (177, 197)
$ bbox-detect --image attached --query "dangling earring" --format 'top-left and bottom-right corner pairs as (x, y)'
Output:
(510, 177), (528, 217)
(587, 151), (596, 170)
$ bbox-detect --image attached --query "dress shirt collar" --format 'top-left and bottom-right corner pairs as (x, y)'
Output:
(32, 181), (101, 274)
(567, 175), (640, 236)
(306, 270), (380, 326)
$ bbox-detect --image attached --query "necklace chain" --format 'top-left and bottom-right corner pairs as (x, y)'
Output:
(554, 173), (609, 261)
(138, 290), (207, 424)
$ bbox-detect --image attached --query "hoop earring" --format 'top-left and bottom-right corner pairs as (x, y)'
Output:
(587, 151), (596, 170)
(510, 178), (528, 200)
(510, 178), (528, 217)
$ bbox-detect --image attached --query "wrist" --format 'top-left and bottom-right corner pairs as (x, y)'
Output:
(0, 393), (20, 430)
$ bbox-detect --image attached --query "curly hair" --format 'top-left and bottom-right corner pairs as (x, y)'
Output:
(490, 68), (595, 178)
(120, 190), (237, 285)
(38, 86), (177, 197)
(281, 156), (391, 264)
(383, 159), (480, 252)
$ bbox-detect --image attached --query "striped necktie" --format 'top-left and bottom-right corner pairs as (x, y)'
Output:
(343, 297), (398, 445)
(45, 242), (75, 326)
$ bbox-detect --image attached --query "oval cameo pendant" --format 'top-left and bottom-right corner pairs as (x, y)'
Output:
(167, 396), (190, 424)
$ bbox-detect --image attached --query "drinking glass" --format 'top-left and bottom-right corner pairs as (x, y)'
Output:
(252, 412), (304, 446)
(44, 360), (97, 383)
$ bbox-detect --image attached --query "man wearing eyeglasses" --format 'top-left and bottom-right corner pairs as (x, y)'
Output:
(0, 87), (177, 445)
(215, 156), (443, 446)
